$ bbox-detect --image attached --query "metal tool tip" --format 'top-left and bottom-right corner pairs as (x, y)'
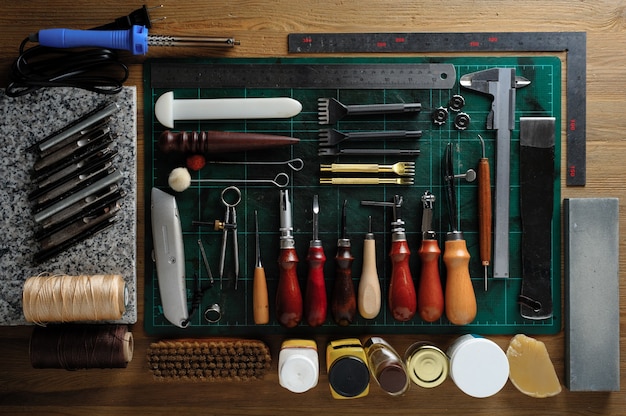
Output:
(484, 266), (488, 291)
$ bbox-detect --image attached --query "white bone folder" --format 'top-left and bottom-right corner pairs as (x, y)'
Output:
(154, 91), (303, 128)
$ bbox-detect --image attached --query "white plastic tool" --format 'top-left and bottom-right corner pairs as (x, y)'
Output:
(154, 91), (303, 128)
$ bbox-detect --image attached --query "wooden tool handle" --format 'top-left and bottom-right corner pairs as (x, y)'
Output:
(331, 246), (356, 326)
(417, 239), (444, 322)
(388, 240), (417, 321)
(253, 266), (269, 324)
(305, 246), (327, 327)
(158, 130), (298, 154)
(478, 157), (492, 266)
(276, 248), (303, 328)
(443, 239), (477, 325)
(358, 238), (381, 319)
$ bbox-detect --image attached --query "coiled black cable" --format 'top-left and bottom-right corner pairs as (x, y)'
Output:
(3, 4), (158, 97)
(5, 38), (130, 97)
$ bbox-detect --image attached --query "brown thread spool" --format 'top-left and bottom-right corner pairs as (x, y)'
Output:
(22, 274), (127, 324)
(29, 324), (133, 369)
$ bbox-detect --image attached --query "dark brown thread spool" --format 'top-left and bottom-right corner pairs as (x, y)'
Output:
(29, 324), (133, 370)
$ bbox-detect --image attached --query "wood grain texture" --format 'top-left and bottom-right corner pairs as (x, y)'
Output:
(1, 1), (625, 414)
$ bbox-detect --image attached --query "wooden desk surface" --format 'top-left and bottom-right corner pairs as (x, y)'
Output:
(0, 1), (624, 414)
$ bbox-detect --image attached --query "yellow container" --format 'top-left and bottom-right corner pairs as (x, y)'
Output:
(326, 338), (370, 399)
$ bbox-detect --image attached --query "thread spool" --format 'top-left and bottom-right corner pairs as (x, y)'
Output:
(30, 324), (133, 369)
(23, 274), (127, 324)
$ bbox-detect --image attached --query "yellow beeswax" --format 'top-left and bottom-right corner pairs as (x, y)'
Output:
(506, 334), (562, 398)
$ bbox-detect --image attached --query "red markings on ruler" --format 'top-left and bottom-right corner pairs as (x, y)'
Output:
(395, 37), (406, 43)
(376, 41), (387, 48)
(302, 36), (313, 44)
(470, 37), (498, 47)
(569, 118), (577, 131)
(569, 165), (577, 178)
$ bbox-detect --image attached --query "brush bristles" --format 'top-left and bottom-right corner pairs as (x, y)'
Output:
(147, 339), (271, 381)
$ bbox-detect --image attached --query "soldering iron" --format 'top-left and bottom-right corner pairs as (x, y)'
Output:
(6, 5), (238, 97)
(30, 25), (239, 55)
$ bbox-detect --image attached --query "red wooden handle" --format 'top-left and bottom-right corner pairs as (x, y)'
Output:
(276, 248), (302, 328)
(388, 240), (417, 321)
(417, 240), (444, 322)
(305, 246), (327, 327)
(331, 246), (356, 326)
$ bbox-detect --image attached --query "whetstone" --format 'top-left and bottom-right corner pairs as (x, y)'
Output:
(564, 198), (620, 391)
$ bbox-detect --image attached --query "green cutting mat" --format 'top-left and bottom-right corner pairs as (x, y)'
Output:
(143, 57), (561, 336)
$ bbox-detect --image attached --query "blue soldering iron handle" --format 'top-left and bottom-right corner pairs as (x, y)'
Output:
(35, 25), (148, 55)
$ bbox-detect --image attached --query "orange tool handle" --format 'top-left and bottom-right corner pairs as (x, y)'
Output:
(276, 248), (303, 328)
(331, 246), (356, 326)
(305, 245), (327, 327)
(443, 239), (477, 325)
(417, 239), (444, 322)
(253, 265), (269, 324)
(478, 157), (492, 267)
(388, 240), (417, 321)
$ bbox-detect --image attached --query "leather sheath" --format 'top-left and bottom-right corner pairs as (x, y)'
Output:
(519, 117), (556, 320)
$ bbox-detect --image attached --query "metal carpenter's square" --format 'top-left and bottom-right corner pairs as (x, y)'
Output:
(288, 31), (587, 186)
(460, 68), (529, 279)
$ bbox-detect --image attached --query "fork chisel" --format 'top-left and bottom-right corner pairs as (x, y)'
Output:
(318, 148), (420, 156)
(320, 162), (415, 176)
(320, 177), (414, 185)
(318, 129), (422, 147)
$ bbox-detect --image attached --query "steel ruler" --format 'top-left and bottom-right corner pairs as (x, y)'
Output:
(149, 61), (456, 90)
(288, 32), (587, 186)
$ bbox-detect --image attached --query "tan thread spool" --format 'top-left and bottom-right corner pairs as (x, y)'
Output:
(23, 274), (126, 324)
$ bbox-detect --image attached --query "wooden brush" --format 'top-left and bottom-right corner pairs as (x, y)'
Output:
(147, 338), (272, 381)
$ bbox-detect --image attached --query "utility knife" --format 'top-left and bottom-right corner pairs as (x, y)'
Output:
(151, 187), (189, 328)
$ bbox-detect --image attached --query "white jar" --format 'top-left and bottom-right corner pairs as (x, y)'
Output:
(278, 339), (319, 393)
(447, 334), (509, 398)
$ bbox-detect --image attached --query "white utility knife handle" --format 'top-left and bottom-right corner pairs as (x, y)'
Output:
(151, 187), (189, 328)
(155, 91), (302, 128)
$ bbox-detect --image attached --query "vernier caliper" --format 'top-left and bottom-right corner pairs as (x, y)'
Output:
(460, 68), (530, 278)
